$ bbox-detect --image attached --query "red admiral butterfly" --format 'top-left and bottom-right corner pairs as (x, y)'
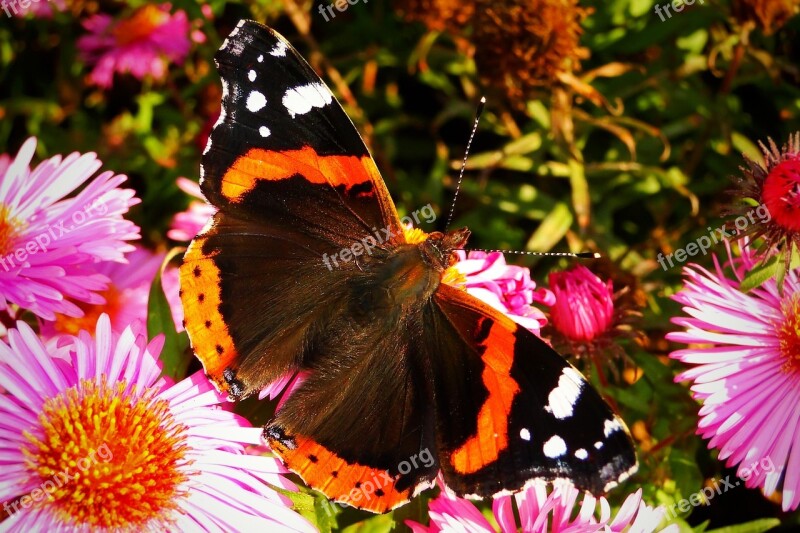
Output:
(180, 20), (637, 513)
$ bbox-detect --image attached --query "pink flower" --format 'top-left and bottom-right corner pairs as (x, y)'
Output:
(0, 314), (315, 531)
(549, 265), (614, 342)
(77, 4), (191, 89)
(667, 243), (800, 512)
(0, 137), (139, 321)
(407, 480), (675, 533)
(452, 251), (555, 334)
(39, 245), (183, 337)
(168, 177), (216, 241)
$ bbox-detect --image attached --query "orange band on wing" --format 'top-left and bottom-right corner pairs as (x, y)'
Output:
(179, 236), (237, 391)
(220, 146), (381, 203)
(268, 433), (413, 513)
(450, 319), (520, 474)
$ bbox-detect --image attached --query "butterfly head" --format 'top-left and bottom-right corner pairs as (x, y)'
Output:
(420, 227), (471, 272)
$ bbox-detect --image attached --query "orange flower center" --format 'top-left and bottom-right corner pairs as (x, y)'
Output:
(112, 5), (168, 47)
(52, 287), (121, 336)
(777, 293), (800, 375)
(762, 157), (800, 233)
(0, 205), (21, 257)
(21, 379), (190, 529)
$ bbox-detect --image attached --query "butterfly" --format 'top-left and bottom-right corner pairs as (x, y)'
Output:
(179, 20), (637, 513)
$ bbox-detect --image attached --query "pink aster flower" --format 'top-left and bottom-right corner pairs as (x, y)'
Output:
(0, 314), (316, 531)
(452, 251), (555, 334)
(39, 245), (183, 337)
(407, 480), (674, 533)
(0, 137), (139, 321)
(667, 243), (800, 512)
(549, 265), (615, 343)
(545, 265), (640, 377)
(168, 177), (216, 241)
(77, 4), (191, 89)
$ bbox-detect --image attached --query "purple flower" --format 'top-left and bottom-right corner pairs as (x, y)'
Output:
(407, 480), (675, 533)
(451, 251), (555, 334)
(39, 245), (183, 337)
(667, 241), (800, 511)
(77, 4), (191, 89)
(0, 137), (139, 321)
(0, 315), (316, 531)
(168, 177), (216, 241)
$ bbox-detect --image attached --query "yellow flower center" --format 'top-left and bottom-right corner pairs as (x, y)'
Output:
(52, 288), (121, 336)
(442, 266), (467, 288)
(777, 293), (800, 375)
(21, 379), (191, 529)
(113, 5), (168, 47)
(403, 226), (428, 244)
(0, 205), (21, 257)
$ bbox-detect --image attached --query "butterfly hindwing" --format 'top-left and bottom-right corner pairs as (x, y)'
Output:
(428, 284), (638, 497)
(265, 309), (438, 513)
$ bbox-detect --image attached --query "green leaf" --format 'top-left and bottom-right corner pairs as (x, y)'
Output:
(525, 202), (573, 252)
(269, 484), (326, 531)
(705, 518), (781, 533)
(739, 256), (778, 293)
(147, 247), (190, 381)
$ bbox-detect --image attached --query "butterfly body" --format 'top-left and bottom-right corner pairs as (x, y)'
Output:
(180, 20), (637, 514)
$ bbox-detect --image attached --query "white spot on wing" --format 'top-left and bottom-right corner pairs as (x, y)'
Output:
(246, 91), (267, 113)
(520, 428), (531, 441)
(248, 70), (257, 82)
(270, 40), (288, 57)
(604, 418), (623, 437)
(282, 82), (333, 118)
(259, 126), (271, 137)
(544, 367), (584, 419)
(543, 435), (567, 458)
(257, 54), (264, 63)
(575, 448), (588, 460)
(594, 441), (603, 449)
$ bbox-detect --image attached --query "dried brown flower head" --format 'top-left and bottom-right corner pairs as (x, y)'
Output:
(394, 0), (473, 33)
(472, 0), (590, 99)
(733, 0), (799, 35)
(396, 0), (591, 100)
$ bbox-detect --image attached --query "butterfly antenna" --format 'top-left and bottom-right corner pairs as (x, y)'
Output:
(467, 249), (601, 259)
(445, 97), (486, 231)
